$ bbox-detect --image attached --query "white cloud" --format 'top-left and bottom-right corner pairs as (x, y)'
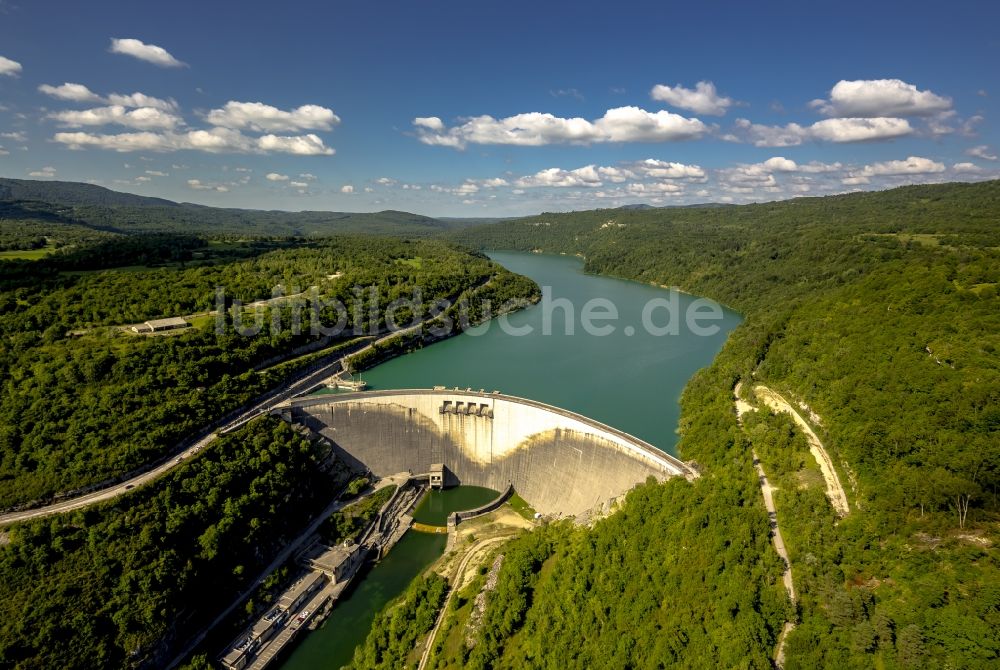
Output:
(1, 131), (26, 142)
(38, 84), (177, 112)
(266, 172), (289, 181)
(730, 117), (912, 146)
(289, 180), (309, 188)
(134, 175), (151, 182)
(109, 38), (185, 68)
(633, 159), (704, 180)
(206, 101), (339, 132)
(106, 92), (177, 111)
(855, 156), (946, 177)
(809, 117), (914, 142)
(52, 128), (334, 155)
(966, 145), (997, 161)
(516, 165), (605, 188)
(811, 79), (952, 117)
(952, 162), (982, 173)
(28, 166), (56, 178)
(626, 182), (683, 195)
(299, 172), (317, 181)
(341, 184), (354, 194)
(49, 105), (182, 130)
(413, 106), (707, 149)
(187, 178), (228, 192)
(256, 133), (334, 155)
(413, 116), (445, 131)
(0, 146), (7, 156)
(145, 170), (168, 176)
(375, 177), (396, 185)
(38, 82), (102, 102)
(0, 55), (21, 77)
(650, 81), (733, 116)
(761, 156), (798, 172)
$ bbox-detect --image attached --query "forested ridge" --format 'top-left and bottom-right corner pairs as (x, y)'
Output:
(0, 178), (477, 242)
(429, 180), (1000, 668)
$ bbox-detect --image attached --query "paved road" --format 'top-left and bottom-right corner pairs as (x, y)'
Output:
(0, 323), (426, 528)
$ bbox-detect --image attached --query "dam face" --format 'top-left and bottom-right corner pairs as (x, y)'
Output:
(283, 390), (692, 517)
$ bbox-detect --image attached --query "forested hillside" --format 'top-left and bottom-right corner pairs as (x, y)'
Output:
(0, 417), (345, 669)
(440, 180), (1000, 668)
(0, 178), (469, 241)
(0, 235), (536, 508)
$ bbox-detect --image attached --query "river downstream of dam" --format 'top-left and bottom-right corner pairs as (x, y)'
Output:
(278, 251), (741, 669)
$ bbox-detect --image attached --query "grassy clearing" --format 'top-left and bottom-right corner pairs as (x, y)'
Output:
(507, 492), (537, 520)
(0, 246), (56, 260)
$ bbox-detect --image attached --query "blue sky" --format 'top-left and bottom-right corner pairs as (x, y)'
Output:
(0, 0), (998, 216)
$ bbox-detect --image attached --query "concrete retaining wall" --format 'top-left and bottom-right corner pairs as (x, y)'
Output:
(283, 389), (692, 517)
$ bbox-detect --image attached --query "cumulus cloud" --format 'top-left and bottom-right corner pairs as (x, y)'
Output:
(266, 172), (289, 181)
(206, 101), (340, 132)
(1, 131), (26, 142)
(0, 146), (7, 156)
(811, 79), (952, 117)
(39, 83), (178, 112)
(633, 159), (704, 180)
(341, 184), (354, 193)
(626, 182), (683, 195)
(289, 181), (309, 188)
(729, 117), (912, 146)
(412, 106), (707, 149)
(952, 162), (982, 173)
(38, 82), (102, 102)
(515, 165), (605, 188)
(966, 145), (997, 161)
(106, 92), (177, 111)
(809, 117), (913, 142)
(650, 81), (733, 116)
(52, 128), (335, 155)
(187, 178), (228, 192)
(413, 116), (445, 131)
(854, 156), (946, 177)
(0, 55), (21, 77)
(145, 170), (168, 176)
(109, 38), (185, 67)
(28, 166), (56, 178)
(48, 105), (183, 130)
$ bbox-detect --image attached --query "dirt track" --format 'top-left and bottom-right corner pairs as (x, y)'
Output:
(753, 385), (850, 517)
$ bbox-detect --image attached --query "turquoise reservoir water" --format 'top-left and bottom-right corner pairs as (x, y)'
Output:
(278, 251), (740, 669)
(361, 251), (741, 455)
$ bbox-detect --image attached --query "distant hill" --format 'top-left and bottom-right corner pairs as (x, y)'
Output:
(0, 178), (178, 208)
(0, 178), (462, 239)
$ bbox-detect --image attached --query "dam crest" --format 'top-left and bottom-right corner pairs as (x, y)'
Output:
(279, 389), (694, 517)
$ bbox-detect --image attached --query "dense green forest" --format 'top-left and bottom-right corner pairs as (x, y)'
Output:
(434, 180), (1000, 668)
(0, 417), (343, 669)
(0, 233), (535, 508)
(2, 179), (998, 668)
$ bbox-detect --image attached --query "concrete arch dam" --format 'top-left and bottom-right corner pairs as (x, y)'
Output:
(280, 390), (694, 517)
